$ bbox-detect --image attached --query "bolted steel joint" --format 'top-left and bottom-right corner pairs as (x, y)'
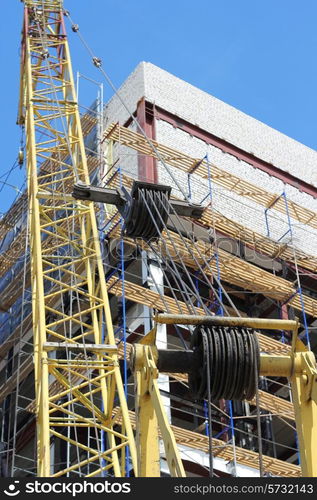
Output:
(129, 344), (145, 372)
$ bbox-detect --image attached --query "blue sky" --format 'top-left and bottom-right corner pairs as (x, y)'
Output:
(1, 0), (317, 214)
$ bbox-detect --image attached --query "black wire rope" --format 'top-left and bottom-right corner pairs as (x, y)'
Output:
(203, 329), (214, 478)
(139, 188), (214, 316)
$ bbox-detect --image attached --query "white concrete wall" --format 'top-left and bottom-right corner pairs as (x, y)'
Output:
(103, 61), (317, 256)
(156, 120), (317, 256)
(142, 62), (317, 188)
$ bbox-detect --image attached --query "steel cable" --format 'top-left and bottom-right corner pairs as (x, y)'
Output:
(63, 10), (190, 202)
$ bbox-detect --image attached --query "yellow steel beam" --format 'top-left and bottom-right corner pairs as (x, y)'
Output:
(260, 343), (317, 477)
(20, 0), (136, 477)
(0, 153), (100, 281)
(135, 369), (161, 477)
(25, 31), (50, 476)
(107, 276), (291, 355)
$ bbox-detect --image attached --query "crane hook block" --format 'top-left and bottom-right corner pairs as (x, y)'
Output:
(72, 180), (204, 240)
(188, 325), (260, 401)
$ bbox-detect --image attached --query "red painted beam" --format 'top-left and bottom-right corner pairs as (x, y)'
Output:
(280, 303), (289, 320)
(136, 99), (158, 184)
(152, 104), (317, 199)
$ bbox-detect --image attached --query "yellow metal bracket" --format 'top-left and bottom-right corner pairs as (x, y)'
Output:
(132, 342), (185, 477)
(290, 329), (317, 477)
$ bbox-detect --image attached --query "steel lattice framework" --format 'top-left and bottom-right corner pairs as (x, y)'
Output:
(18, 0), (137, 477)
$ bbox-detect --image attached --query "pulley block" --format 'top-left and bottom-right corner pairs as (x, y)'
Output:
(155, 324), (260, 402)
(188, 325), (260, 401)
(73, 180), (203, 240)
(122, 181), (171, 239)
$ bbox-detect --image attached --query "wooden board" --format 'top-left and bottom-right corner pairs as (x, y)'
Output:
(115, 409), (300, 477)
(105, 123), (317, 233)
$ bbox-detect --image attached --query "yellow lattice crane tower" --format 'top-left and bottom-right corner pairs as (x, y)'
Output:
(17, 0), (317, 479)
(18, 0), (137, 477)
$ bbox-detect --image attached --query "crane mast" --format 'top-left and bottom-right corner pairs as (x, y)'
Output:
(18, 0), (137, 477)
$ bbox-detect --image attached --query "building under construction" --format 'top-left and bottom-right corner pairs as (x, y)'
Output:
(0, 0), (316, 478)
